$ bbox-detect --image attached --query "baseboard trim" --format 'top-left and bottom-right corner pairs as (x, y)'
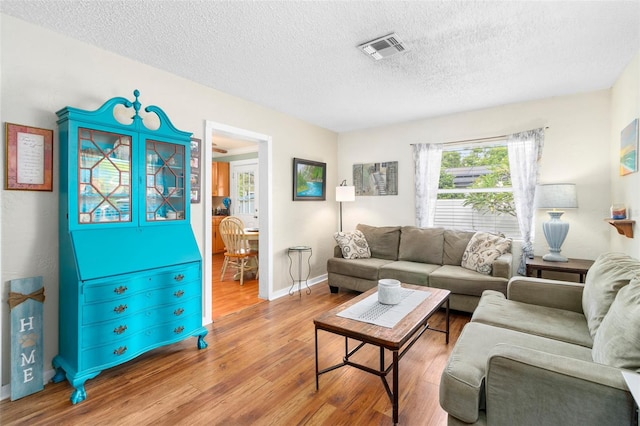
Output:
(269, 273), (327, 300)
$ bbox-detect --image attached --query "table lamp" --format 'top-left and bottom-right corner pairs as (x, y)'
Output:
(336, 180), (355, 232)
(536, 183), (578, 262)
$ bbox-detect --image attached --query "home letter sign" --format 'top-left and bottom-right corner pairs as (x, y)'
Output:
(9, 276), (45, 400)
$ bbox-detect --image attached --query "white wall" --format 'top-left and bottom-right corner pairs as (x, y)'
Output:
(338, 90), (613, 261)
(610, 53), (640, 257)
(0, 15), (338, 387)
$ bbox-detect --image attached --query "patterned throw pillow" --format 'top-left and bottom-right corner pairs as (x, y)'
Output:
(334, 230), (371, 259)
(461, 232), (511, 275)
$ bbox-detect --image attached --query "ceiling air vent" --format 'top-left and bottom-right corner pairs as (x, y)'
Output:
(358, 33), (408, 60)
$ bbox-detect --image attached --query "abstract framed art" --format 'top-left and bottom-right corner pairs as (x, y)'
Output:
(353, 161), (398, 196)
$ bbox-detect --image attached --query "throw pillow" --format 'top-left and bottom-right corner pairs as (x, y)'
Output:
(460, 232), (511, 275)
(592, 276), (640, 370)
(333, 230), (371, 259)
(582, 252), (640, 338)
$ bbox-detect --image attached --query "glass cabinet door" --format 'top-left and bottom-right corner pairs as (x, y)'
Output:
(78, 128), (132, 224)
(146, 140), (186, 221)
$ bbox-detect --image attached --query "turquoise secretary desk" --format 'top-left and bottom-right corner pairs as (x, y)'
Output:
(53, 90), (208, 404)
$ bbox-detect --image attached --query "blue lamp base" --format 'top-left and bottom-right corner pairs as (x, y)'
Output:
(542, 211), (569, 262)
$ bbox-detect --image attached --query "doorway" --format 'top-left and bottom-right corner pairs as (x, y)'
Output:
(203, 121), (272, 324)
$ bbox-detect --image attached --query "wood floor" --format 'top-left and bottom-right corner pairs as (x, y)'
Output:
(213, 252), (264, 321)
(0, 284), (471, 426)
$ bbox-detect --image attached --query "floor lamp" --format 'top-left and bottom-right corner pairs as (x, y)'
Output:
(536, 183), (578, 262)
(336, 180), (355, 232)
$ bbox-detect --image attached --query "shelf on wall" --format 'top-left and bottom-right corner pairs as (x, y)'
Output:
(605, 219), (635, 238)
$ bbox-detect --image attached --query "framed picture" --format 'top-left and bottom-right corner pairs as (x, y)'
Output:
(353, 161), (398, 196)
(5, 123), (54, 191)
(293, 157), (326, 201)
(190, 137), (201, 203)
(190, 189), (200, 204)
(620, 118), (639, 176)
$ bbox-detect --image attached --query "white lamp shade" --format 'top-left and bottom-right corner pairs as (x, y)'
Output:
(336, 185), (355, 202)
(535, 184), (578, 209)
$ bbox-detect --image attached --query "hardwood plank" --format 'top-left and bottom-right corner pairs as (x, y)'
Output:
(212, 252), (264, 320)
(0, 284), (471, 425)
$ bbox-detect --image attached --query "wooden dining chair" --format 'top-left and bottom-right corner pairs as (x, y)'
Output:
(219, 216), (259, 285)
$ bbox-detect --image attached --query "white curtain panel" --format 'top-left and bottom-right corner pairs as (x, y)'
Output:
(413, 143), (443, 227)
(507, 128), (545, 275)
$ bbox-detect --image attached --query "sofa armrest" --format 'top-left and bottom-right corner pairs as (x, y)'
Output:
(507, 277), (584, 313)
(491, 252), (512, 279)
(485, 344), (633, 426)
(333, 245), (344, 258)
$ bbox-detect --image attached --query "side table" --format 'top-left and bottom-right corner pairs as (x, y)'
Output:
(525, 256), (594, 283)
(287, 246), (312, 296)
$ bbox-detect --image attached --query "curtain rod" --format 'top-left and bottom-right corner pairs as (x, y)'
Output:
(410, 126), (549, 146)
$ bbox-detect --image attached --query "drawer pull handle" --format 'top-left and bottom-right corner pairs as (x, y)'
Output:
(174, 290), (185, 298)
(174, 308), (184, 316)
(174, 274), (185, 282)
(174, 326), (185, 334)
(114, 285), (128, 294)
(114, 304), (128, 314)
(114, 325), (128, 335)
(113, 346), (127, 356)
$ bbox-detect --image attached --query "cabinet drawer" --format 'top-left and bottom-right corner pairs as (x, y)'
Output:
(82, 280), (201, 325)
(83, 277), (145, 303)
(80, 313), (201, 371)
(146, 263), (200, 289)
(81, 298), (200, 349)
(83, 263), (200, 303)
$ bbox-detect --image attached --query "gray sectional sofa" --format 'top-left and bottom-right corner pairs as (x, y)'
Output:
(327, 224), (513, 313)
(440, 252), (639, 426)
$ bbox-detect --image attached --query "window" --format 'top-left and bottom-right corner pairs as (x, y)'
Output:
(235, 169), (256, 215)
(434, 142), (520, 237)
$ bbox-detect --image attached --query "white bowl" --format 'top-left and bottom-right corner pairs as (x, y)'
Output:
(378, 279), (401, 305)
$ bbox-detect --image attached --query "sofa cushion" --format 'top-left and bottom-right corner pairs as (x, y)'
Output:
(443, 229), (475, 265)
(592, 277), (640, 369)
(471, 290), (593, 348)
(440, 322), (593, 424)
(461, 232), (511, 275)
(398, 226), (444, 265)
(582, 252), (640, 338)
(429, 265), (507, 297)
(333, 230), (371, 259)
(326, 257), (393, 281)
(378, 261), (440, 286)
(356, 224), (401, 260)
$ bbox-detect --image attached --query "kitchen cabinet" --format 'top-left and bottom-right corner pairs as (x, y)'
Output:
(53, 90), (207, 404)
(212, 161), (230, 196)
(213, 216), (227, 254)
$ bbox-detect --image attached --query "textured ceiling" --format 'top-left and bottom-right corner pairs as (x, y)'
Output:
(1, 1), (639, 133)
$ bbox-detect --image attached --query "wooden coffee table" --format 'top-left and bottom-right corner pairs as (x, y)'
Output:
(314, 284), (450, 424)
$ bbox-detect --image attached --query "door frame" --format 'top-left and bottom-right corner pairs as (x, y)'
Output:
(202, 121), (272, 324)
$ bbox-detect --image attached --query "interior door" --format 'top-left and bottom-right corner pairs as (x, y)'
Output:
(230, 160), (258, 229)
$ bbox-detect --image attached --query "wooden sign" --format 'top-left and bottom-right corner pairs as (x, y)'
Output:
(9, 276), (45, 400)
